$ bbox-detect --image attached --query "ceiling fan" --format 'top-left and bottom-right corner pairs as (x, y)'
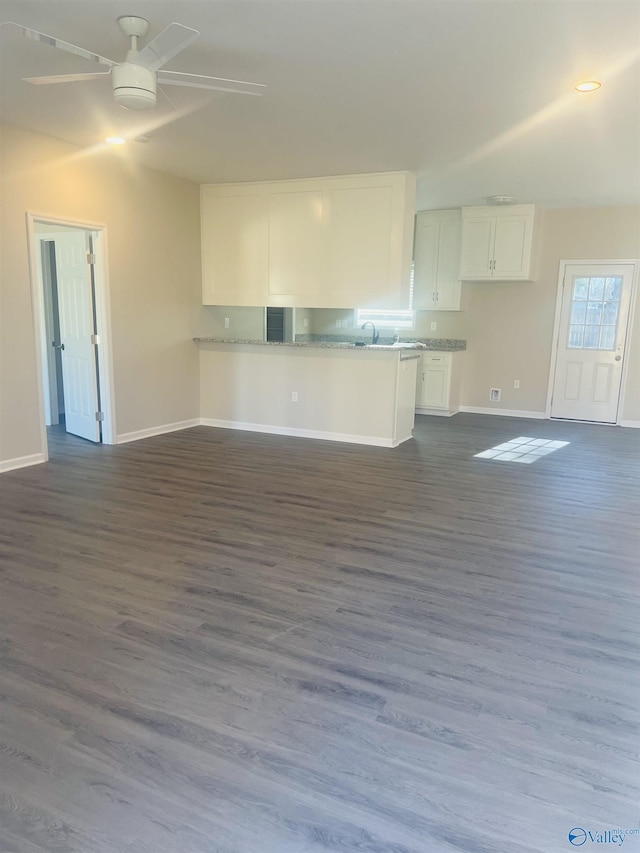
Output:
(10, 16), (265, 110)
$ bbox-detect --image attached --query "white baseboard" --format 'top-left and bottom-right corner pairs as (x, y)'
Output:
(416, 407), (456, 417)
(117, 419), (201, 444)
(0, 452), (46, 473)
(458, 406), (545, 419)
(200, 418), (401, 447)
(620, 419), (640, 429)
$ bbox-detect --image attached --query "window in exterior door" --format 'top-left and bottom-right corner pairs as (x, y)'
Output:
(568, 276), (621, 350)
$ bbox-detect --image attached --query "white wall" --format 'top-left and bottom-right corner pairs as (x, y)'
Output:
(0, 123), (203, 465)
(197, 306), (265, 340)
(460, 206), (640, 418)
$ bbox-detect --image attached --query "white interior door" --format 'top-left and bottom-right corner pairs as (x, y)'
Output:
(55, 231), (101, 442)
(551, 263), (635, 423)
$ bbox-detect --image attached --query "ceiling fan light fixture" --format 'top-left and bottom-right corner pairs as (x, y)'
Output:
(105, 136), (126, 145)
(16, 17), (266, 112)
(112, 63), (157, 109)
(575, 80), (601, 92)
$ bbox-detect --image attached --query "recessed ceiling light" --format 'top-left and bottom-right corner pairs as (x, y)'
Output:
(105, 136), (126, 145)
(575, 80), (601, 92)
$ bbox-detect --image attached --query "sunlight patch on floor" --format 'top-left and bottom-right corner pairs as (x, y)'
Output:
(474, 437), (570, 464)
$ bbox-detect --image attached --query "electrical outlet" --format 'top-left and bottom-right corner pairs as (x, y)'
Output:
(303, 318), (309, 328)
(514, 379), (520, 389)
(335, 319), (341, 328)
(291, 391), (298, 402)
(224, 317), (230, 329)
(490, 388), (501, 402)
(430, 321), (437, 331)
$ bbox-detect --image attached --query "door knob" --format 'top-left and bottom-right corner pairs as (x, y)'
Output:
(52, 341), (65, 350)
(614, 355), (622, 361)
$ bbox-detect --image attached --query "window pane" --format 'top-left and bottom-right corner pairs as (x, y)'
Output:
(602, 300), (620, 326)
(584, 325), (599, 348)
(571, 301), (587, 324)
(586, 301), (602, 324)
(588, 277), (605, 300)
(355, 308), (415, 329)
(572, 278), (589, 300)
(568, 325), (584, 348)
(599, 326), (616, 350)
(604, 277), (621, 300)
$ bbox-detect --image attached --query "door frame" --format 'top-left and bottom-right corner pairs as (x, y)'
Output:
(545, 259), (638, 424)
(26, 213), (117, 457)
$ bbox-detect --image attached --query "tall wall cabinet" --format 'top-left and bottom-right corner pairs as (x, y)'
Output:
(413, 209), (462, 311)
(201, 172), (416, 308)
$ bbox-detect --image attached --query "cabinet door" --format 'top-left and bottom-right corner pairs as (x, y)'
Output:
(434, 216), (462, 310)
(201, 191), (268, 305)
(417, 354), (451, 408)
(413, 214), (438, 310)
(459, 216), (494, 279)
(413, 210), (461, 311)
(492, 215), (532, 280)
(201, 172), (416, 308)
(324, 185), (394, 307)
(268, 191), (325, 301)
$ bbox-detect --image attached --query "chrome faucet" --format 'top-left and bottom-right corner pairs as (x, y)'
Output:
(361, 321), (379, 345)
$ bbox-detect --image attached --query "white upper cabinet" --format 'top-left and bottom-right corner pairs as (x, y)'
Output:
(413, 209), (462, 311)
(201, 172), (416, 308)
(268, 190), (325, 301)
(459, 204), (538, 281)
(201, 188), (269, 306)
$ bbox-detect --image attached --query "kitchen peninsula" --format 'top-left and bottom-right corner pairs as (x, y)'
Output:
(194, 338), (429, 447)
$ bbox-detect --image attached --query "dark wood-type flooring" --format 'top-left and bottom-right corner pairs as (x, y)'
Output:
(0, 415), (638, 853)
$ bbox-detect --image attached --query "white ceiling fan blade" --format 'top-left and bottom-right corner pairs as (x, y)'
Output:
(136, 23), (199, 71)
(23, 71), (112, 85)
(6, 21), (116, 67)
(157, 70), (266, 97)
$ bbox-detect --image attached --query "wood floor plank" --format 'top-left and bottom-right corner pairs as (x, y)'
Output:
(0, 415), (638, 852)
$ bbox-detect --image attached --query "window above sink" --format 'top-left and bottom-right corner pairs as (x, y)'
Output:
(354, 307), (415, 330)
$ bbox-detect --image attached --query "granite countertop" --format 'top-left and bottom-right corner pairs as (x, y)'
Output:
(193, 336), (467, 352)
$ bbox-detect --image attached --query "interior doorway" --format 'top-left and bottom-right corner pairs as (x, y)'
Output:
(28, 215), (116, 457)
(548, 261), (637, 424)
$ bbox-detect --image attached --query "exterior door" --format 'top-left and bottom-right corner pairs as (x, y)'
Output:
(551, 263), (635, 423)
(55, 231), (101, 442)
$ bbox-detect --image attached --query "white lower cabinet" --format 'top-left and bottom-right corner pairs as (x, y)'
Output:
(415, 352), (463, 415)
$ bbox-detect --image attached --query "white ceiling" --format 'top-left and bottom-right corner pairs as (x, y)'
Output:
(1, 0), (639, 210)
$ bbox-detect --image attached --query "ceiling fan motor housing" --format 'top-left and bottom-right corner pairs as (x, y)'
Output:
(112, 63), (156, 110)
